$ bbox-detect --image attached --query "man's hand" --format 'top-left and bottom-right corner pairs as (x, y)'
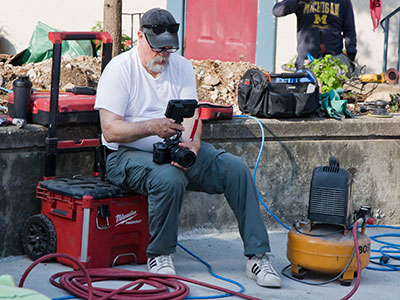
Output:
(170, 140), (201, 169)
(152, 118), (185, 139)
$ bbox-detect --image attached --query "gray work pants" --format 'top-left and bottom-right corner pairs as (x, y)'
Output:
(106, 142), (271, 258)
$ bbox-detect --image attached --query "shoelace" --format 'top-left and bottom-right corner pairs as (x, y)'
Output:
(259, 256), (278, 275)
(158, 255), (174, 268)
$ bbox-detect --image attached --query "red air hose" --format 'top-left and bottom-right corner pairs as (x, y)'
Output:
(18, 253), (262, 300)
(340, 222), (362, 300)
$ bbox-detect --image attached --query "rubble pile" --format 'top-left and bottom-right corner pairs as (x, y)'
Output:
(0, 55), (102, 112)
(2, 55), (398, 116)
(0, 56), (264, 115)
(191, 59), (266, 114)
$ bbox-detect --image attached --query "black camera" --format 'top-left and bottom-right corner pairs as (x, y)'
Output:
(153, 99), (198, 168)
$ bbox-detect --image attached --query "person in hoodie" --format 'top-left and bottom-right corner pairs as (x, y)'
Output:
(273, 0), (357, 71)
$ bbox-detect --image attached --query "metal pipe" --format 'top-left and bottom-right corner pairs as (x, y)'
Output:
(382, 18), (390, 73)
(122, 12), (143, 49)
(380, 6), (400, 73)
(397, 16), (400, 72)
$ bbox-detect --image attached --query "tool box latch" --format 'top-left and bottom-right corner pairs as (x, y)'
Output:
(96, 204), (110, 230)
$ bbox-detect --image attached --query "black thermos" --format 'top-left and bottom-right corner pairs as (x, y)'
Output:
(12, 75), (32, 119)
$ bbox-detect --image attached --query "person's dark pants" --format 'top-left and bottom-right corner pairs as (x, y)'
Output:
(106, 142), (271, 258)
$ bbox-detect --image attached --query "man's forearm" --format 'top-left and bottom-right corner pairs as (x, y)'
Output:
(102, 118), (157, 144)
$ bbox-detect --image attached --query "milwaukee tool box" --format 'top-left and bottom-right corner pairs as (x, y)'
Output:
(36, 176), (150, 269)
(8, 91), (98, 125)
(8, 31), (112, 126)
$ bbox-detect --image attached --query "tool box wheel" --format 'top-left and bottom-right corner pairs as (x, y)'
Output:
(21, 214), (57, 260)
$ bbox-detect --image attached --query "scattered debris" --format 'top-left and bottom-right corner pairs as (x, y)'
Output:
(191, 59), (266, 115)
(0, 55), (399, 117)
(0, 55), (102, 113)
(0, 56), (265, 115)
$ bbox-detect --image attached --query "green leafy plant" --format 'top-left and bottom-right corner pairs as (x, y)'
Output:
(91, 21), (135, 54)
(307, 54), (349, 93)
(389, 94), (400, 112)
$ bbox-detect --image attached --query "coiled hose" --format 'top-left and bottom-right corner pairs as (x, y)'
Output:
(18, 253), (262, 300)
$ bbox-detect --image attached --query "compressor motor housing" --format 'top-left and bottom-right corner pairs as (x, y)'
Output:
(308, 157), (354, 227)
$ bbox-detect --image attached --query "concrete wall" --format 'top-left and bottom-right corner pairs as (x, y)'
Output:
(1, 116), (400, 258)
(274, 0), (400, 73)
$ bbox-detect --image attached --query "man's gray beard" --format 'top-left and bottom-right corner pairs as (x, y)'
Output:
(146, 55), (170, 73)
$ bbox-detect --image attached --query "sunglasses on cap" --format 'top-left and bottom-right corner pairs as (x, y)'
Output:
(142, 23), (180, 35)
(144, 34), (179, 53)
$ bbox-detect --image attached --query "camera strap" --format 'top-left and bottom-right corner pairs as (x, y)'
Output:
(189, 106), (202, 141)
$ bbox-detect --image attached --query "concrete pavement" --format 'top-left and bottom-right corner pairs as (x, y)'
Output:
(1, 226), (400, 300)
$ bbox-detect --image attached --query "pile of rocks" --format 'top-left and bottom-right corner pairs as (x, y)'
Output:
(191, 59), (265, 114)
(0, 55), (102, 113)
(2, 55), (398, 116)
(0, 55), (263, 115)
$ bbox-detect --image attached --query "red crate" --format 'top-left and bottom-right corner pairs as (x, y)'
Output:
(36, 177), (150, 269)
(8, 91), (98, 125)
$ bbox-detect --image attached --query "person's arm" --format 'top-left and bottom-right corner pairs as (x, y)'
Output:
(272, 0), (304, 17)
(342, 0), (357, 62)
(99, 108), (184, 144)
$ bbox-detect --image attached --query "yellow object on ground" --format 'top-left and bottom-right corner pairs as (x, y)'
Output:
(0, 274), (50, 300)
(359, 72), (386, 83)
(287, 223), (371, 284)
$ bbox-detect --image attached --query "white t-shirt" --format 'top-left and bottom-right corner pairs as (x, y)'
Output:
(94, 46), (198, 152)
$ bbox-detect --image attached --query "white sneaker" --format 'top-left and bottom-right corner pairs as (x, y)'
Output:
(147, 254), (176, 275)
(246, 254), (281, 288)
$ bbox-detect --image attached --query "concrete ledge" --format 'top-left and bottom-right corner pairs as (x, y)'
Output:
(1, 115), (400, 257)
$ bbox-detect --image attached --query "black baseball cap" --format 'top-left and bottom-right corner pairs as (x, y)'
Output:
(140, 8), (179, 49)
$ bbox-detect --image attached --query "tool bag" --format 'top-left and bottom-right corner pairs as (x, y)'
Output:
(238, 68), (320, 118)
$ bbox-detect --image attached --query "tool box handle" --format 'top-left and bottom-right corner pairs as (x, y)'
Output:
(48, 31), (113, 44)
(45, 32), (113, 178)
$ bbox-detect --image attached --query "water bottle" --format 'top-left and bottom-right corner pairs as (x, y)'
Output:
(12, 75), (32, 119)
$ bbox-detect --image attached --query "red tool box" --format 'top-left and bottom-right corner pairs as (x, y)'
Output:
(21, 32), (150, 269)
(36, 176), (149, 269)
(8, 91), (98, 125)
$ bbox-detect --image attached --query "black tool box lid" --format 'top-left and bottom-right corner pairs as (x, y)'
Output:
(39, 176), (131, 199)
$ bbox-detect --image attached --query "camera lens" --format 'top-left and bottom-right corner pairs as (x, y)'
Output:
(170, 145), (196, 168)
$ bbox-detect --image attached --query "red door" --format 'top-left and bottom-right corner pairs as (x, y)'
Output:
(184, 0), (258, 63)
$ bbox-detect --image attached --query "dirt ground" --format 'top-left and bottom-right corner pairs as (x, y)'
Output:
(1, 55), (399, 116)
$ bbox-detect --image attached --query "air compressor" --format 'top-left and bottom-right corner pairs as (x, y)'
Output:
(286, 157), (373, 286)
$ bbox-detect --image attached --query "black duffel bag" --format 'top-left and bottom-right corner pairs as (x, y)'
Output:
(238, 68), (320, 118)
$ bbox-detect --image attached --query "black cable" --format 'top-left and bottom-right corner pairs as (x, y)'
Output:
(281, 245), (356, 286)
(294, 222), (345, 237)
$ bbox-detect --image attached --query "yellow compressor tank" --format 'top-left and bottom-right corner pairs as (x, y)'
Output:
(287, 221), (371, 285)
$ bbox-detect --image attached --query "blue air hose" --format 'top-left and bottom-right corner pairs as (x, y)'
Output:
(366, 225), (400, 271)
(233, 114), (290, 230)
(177, 243), (245, 299)
(0, 86), (12, 93)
